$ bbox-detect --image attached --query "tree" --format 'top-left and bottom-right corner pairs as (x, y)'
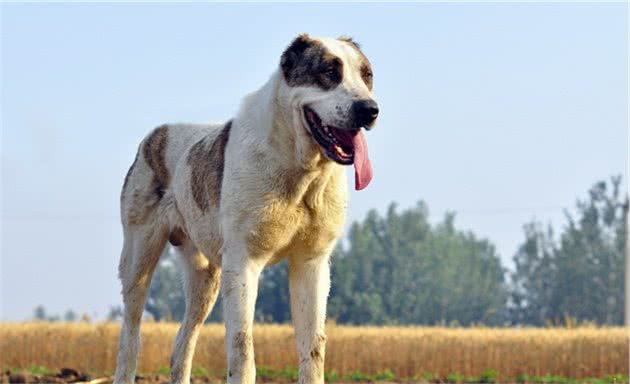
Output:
(146, 248), (185, 322)
(64, 310), (77, 322)
(328, 202), (508, 325)
(33, 305), (60, 322)
(107, 305), (123, 321)
(511, 177), (626, 325)
(256, 260), (291, 323)
(146, 247), (223, 322)
(509, 222), (556, 325)
(33, 305), (47, 321)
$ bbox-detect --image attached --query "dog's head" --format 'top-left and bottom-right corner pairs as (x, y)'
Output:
(278, 34), (378, 190)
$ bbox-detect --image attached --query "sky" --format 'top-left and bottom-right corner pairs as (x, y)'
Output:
(1, 2), (627, 321)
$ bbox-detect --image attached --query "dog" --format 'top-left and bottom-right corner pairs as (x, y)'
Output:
(114, 34), (379, 384)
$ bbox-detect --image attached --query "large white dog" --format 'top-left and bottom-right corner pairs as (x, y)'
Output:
(114, 34), (379, 384)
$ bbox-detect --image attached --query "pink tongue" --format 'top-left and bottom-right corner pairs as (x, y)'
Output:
(352, 131), (373, 190)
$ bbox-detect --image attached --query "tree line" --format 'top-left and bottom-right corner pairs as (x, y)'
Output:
(39, 176), (625, 326)
(144, 176), (627, 326)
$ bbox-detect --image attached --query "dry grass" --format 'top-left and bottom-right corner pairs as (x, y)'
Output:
(0, 322), (627, 380)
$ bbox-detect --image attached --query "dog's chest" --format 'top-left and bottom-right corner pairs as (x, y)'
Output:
(246, 170), (347, 260)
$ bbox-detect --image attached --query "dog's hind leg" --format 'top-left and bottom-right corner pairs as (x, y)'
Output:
(114, 223), (168, 384)
(170, 243), (221, 384)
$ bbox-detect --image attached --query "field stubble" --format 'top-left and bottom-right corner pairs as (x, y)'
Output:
(0, 322), (627, 380)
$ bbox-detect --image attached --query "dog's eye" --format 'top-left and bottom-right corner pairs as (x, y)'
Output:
(361, 66), (373, 89)
(316, 60), (343, 89)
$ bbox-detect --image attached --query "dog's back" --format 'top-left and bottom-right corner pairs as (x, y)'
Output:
(115, 122), (228, 384)
(120, 123), (220, 228)
(117, 122), (228, 295)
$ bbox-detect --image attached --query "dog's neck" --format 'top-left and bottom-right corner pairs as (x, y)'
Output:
(234, 70), (334, 172)
(231, 70), (345, 205)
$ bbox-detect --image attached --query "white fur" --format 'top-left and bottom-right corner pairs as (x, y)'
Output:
(114, 36), (377, 384)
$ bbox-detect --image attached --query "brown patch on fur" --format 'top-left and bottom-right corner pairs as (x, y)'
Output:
(123, 126), (169, 225)
(143, 125), (170, 197)
(121, 150), (139, 198)
(281, 34), (343, 90)
(188, 121), (232, 212)
(338, 36), (373, 90)
(168, 227), (187, 246)
(234, 331), (253, 361)
(338, 36), (361, 49)
(310, 333), (326, 365)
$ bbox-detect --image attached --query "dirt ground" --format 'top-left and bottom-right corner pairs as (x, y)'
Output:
(0, 369), (398, 384)
(0, 369), (220, 384)
(7, 368), (613, 384)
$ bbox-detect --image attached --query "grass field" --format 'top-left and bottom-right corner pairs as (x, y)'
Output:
(1, 322), (627, 382)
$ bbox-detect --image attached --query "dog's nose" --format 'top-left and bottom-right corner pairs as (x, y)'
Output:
(352, 99), (379, 128)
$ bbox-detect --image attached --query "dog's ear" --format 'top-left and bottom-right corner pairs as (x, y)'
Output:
(280, 33), (312, 79)
(338, 35), (361, 49)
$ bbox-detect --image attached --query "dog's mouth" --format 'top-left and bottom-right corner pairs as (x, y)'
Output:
(303, 106), (373, 190)
(303, 107), (356, 165)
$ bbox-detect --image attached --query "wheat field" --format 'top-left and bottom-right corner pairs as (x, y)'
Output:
(0, 322), (627, 380)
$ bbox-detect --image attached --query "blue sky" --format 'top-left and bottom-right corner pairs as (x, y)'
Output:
(1, 2), (627, 321)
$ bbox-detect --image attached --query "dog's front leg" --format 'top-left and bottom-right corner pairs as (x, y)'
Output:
(221, 244), (264, 384)
(289, 254), (331, 384)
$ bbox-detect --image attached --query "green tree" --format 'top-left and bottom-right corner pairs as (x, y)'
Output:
(107, 305), (123, 321)
(509, 222), (556, 325)
(328, 202), (508, 325)
(64, 310), (77, 322)
(146, 248), (223, 322)
(511, 177), (626, 325)
(33, 305), (61, 322)
(33, 305), (47, 321)
(146, 249), (184, 321)
(256, 260), (291, 323)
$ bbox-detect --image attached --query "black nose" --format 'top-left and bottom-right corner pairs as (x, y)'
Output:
(352, 99), (379, 128)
